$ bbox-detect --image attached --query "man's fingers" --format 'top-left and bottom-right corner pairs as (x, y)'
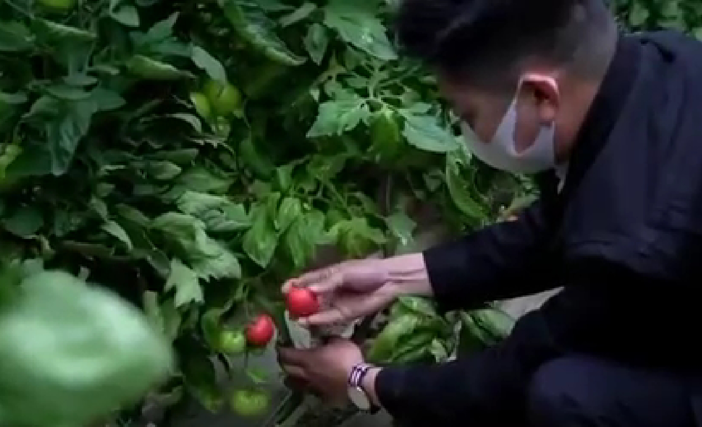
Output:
(283, 376), (311, 392)
(299, 307), (346, 326)
(281, 266), (344, 295)
(277, 346), (308, 366)
(300, 267), (345, 295)
(280, 364), (307, 380)
(307, 278), (343, 295)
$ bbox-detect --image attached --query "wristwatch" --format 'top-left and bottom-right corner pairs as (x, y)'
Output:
(347, 363), (380, 413)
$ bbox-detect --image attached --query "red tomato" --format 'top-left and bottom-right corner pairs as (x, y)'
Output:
(286, 286), (319, 318)
(245, 314), (275, 347)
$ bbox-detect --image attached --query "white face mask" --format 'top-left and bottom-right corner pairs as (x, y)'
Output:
(461, 84), (557, 174)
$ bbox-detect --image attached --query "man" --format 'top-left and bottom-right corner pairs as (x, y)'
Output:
(278, 0), (702, 425)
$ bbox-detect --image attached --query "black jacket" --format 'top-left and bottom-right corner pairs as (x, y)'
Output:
(375, 30), (702, 425)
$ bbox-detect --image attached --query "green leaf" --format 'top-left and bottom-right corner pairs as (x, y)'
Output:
(367, 314), (419, 363)
(176, 166), (232, 194)
(146, 160), (182, 181)
(469, 307), (515, 340)
(330, 217), (386, 257)
(303, 23), (329, 65)
(429, 339), (449, 361)
(190, 46), (227, 82)
(0, 21), (33, 52)
(102, 220), (134, 250)
(89, 88), (127, 111)
(396, 296), (438, 319)
(400, 111), (459, 153)
(2, 206), (44, 238)
(307, 94), (369, 137)
(0, 92), (29, 105)
(445, 152), (485, 221)
(385, 211), (416, 246)
(165, 258), (203, 307)
(63, 74), (99, 87)
(0, 270), (173, 427)
(143, 292), (182, 341)
(279, 2), (317, 26)
(151, 213), (219, 259)
(176, 191), (250, 233)
(242, 204), (278, 268)
(45, 100), (95, 176)
(167, 113), (202, 133)
(191, 240), (242, 281)
(32, 19), (96, 43)
(126, 55), (194, 81)
(45, 84), (92, 101)
(323, 0), (397, 61)
(275, 197), (302, 232)
(283, 217), (315, 269)
(627, 1), (650, 27)
(219, 0), (306, 66)
(110, 4), (141, 27)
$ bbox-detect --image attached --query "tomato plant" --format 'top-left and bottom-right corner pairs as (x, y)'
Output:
(0, 0), (697, 425)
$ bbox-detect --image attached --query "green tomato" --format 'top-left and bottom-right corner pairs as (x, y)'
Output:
(203, 79), (242, 116)
(190, 92), (212, 120)
(37, 0), (77, 12)
(230, 389), (270, 418)
(218, 330), (246, 355)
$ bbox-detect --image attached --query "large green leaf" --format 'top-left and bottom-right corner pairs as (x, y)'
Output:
(219, 0), (306, 66)
(323, 0), (397, 60)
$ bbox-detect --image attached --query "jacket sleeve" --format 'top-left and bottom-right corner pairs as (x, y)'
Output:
(423, 198), (560, 311)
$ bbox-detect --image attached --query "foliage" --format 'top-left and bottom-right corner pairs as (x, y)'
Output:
(0, 0), (699, 425)
(0, 259), (173, 427)
(0, 0), (515, 423)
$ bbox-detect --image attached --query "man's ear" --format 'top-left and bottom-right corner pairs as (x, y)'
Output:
(521, 74), (559, 125)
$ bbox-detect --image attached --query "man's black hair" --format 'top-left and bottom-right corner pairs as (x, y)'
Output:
(395, 0), (617, 90)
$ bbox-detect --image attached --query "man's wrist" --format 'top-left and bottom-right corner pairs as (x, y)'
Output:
(360, 366), (382, 407)
(381, 253), (433, 297)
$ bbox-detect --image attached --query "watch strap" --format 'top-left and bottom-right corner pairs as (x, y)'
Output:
(348, 363), (381, 413)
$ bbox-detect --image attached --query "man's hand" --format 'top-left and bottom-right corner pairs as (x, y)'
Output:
(282, 254), (431, 327)
(277, 339), (378, 405)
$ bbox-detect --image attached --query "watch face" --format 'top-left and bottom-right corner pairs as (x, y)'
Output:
(348, 386), (370, 410)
